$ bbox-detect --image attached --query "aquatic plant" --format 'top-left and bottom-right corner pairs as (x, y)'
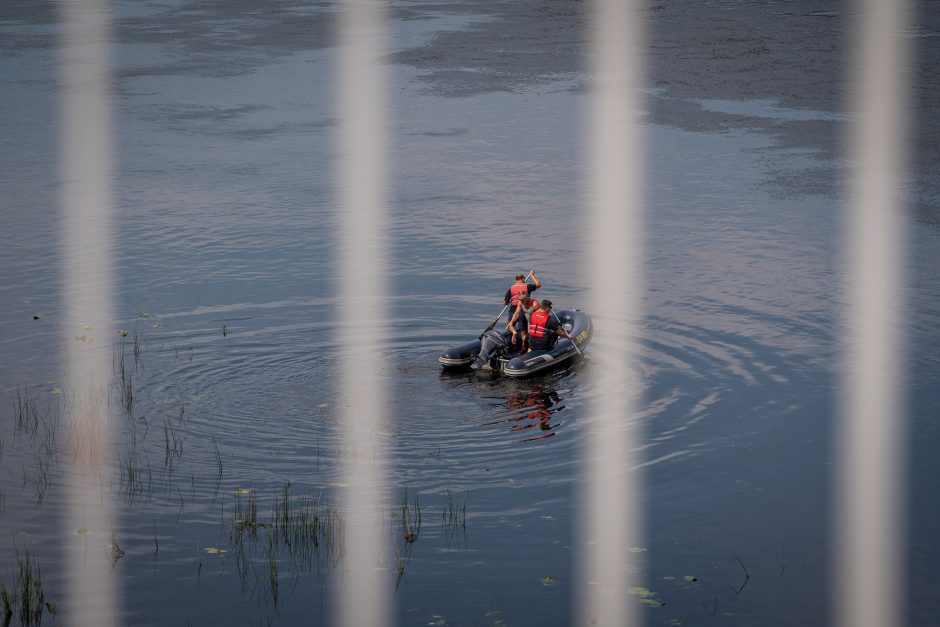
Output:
(400, 485), (421, 544)
(13, 388), (40, 438)
(0, 581), (11, 622)
(152, 521), (160, 563)
(123, 374), (134, 416)
(12, 547), (45, 626)
(266, 534), (279, 609)
(212, 437), (223, 490)
(162, 416), (183, 471)
(117, 446), (153, 504)
(394, 486), (422, 592)
(133, 327), (143, 370)
(108, 532), (125, 567)
(232, 489), (260, 536)
(442, 487), (468, 547)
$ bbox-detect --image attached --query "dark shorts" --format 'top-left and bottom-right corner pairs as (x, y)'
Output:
(510, 314), (528, 333)
(528, 334), (555, 351)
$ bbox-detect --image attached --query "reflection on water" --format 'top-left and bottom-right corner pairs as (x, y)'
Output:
(489, 382), (565, 443)
(1, 0), (939, 626)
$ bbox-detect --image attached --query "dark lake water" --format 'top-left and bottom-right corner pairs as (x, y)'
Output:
(1, 1), (939, 625)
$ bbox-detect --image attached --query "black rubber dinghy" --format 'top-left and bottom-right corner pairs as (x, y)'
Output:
(439, 309), (592, 378)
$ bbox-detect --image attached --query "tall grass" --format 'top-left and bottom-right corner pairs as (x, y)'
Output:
(13, 388), (40, 437)
(3, 547), (47, 627)
(442, 487), (468, 547)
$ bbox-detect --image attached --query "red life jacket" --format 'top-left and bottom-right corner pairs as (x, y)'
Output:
(509, 281), (529, 307)
(529, 310), (550, 338)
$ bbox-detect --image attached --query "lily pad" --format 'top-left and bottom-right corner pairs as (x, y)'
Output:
(629, 586), (665, 607)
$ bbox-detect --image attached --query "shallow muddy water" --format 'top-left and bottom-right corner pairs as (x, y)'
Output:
(1, 1), (939, 626)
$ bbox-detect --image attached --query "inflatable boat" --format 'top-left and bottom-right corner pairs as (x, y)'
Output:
(439, 309), (592, 378)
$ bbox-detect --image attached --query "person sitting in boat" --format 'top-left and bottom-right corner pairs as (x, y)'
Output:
(527, 299), (572, 352)
(504, 270), (541, 320)
(506, 296), (540, 350)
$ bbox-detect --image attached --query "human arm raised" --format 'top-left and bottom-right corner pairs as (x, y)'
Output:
(530, 271), (541, 290)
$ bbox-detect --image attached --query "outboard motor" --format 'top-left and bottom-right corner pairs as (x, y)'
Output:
(471, 330), (509, 370)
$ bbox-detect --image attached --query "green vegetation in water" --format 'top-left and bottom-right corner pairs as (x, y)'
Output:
(400, 485), (421, 544)
(227, 483), (347, 606)
(1, 547), (51, 627)
(212, 437), (223, 489)
(0, 581), (11, 623)
(12, 388), (40, 437)
(394, 486), (422, 591)
(108, 532), (125, 566)
(442, 487), (468, 547)
(117, 445), (153, 504)
(162, 416), (184, 471)
(629, 586), (666, 607)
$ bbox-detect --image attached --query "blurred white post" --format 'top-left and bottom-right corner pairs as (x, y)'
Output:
(59, 0), (119, 625)
(336, 1), (391, 627)
(837, 0), (910, 626)
(578, 0), (646, 625)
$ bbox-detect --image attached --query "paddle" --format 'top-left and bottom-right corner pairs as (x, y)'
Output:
(551, 308), (582, 356)
(480, 270), (535, 336)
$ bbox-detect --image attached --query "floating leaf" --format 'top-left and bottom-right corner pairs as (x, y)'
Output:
(51, 388), (61, 395)
(629, 586), (665, 607)
(541, 576), (555, 587)
(205, 547), (227, 554)
(234, 488), (251, 495)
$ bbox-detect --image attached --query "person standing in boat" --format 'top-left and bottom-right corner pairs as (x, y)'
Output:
(504, 271), (541, 319)
(506, 295), (539, 350)
(527, 299), (572, 352)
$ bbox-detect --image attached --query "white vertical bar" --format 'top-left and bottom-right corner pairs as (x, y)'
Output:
(837, 0), (909, 626)
(59, 0), (119, 625)
(579, 0), (646, 625)
(336, 1), (390, 627)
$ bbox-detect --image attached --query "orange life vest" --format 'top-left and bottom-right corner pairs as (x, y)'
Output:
(529, 310), (550, 338)
(509, 281), (529, 307)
